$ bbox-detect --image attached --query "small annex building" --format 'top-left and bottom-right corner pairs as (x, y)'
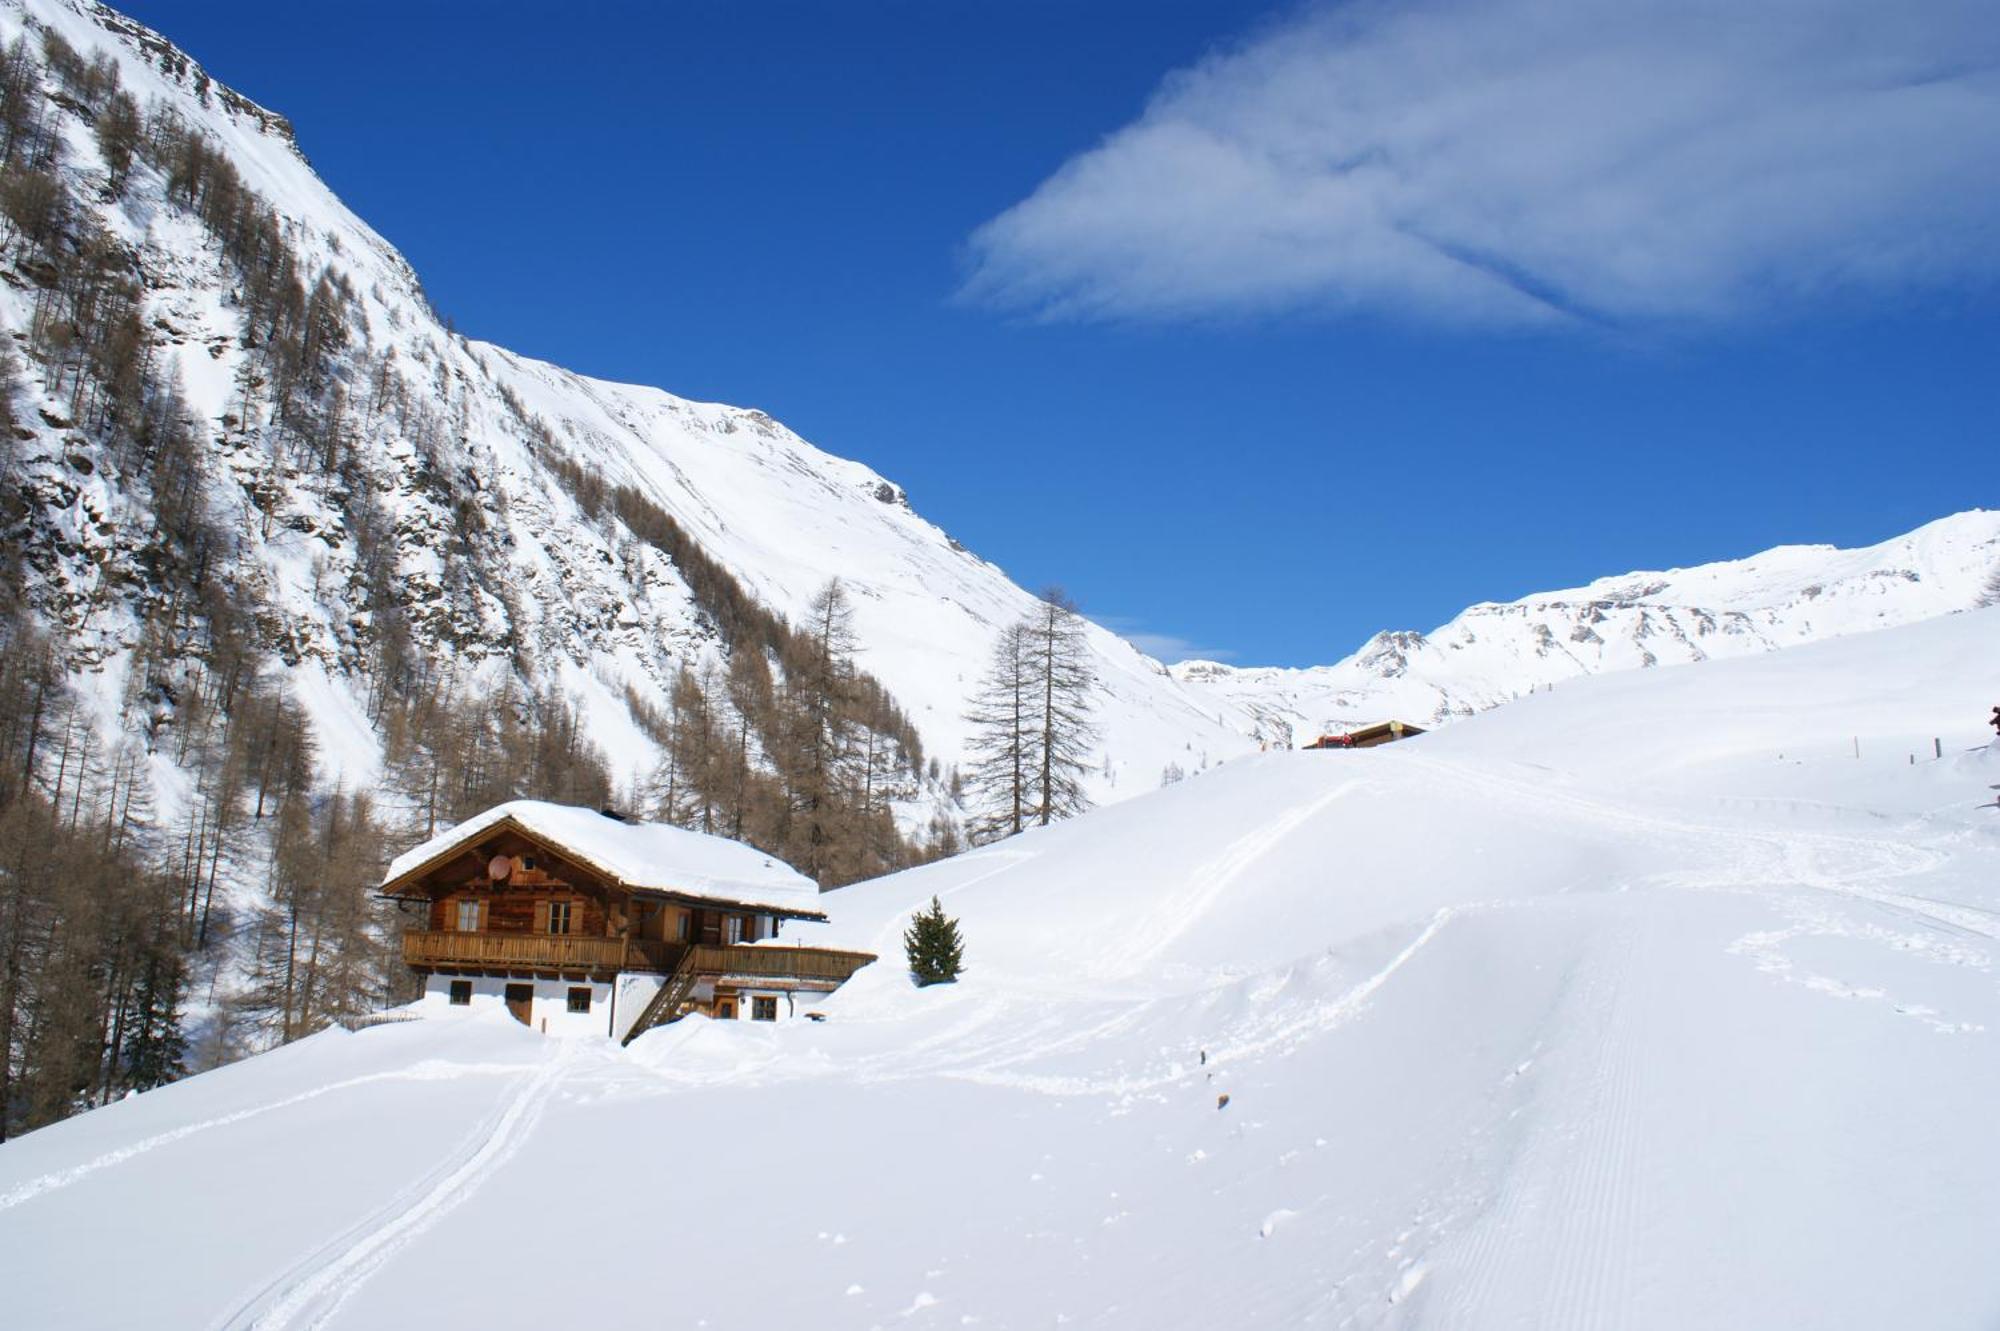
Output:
(1303, 720), (1427, 750)
(379, 800), (875, 1042)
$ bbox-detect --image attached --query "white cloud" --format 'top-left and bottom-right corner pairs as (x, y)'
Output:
(963, 0), (2000, 326)
(1099, 618), (1239, 664)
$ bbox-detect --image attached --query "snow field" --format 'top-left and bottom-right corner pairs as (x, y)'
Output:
(0, 610), (1995, 1329)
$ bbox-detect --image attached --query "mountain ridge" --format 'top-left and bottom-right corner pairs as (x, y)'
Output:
(1173, 509), (1999, 739)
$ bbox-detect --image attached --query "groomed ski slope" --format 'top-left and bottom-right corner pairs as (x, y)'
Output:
(3, 610), (1996, 1330)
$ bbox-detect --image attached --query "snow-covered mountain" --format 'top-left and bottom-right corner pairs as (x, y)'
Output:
(6, 0), (1995, 834)
(1176, 510), (2000, 742)
(0, 0), (1258, 819)
(6, 606), (1995, 1329)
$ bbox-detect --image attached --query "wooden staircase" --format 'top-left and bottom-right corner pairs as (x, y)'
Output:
(620, 948), (702, 1046)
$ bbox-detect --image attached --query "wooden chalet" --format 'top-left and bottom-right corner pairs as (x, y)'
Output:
(379, 801), (875, 1043)
(1303, 719), (1426, 750)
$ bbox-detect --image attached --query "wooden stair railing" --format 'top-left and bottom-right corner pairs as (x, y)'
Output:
(621, 947), (702, 1046)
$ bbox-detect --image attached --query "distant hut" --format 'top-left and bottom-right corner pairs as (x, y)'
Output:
(1302, 720), (1426, 750)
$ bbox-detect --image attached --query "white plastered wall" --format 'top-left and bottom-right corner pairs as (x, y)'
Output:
(697, 979), (836, 1024)
(422, 973), (664, 1040)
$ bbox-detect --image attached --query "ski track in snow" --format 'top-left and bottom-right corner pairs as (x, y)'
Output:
(1539, 910), (1654, 1331)
(1419, 912), (1655, 1329)
(0, 1058), (529, 1214)
(1394, 751), (1992, 950)
(938, 907), (1456, 1098)
(213, 1043), (575, 1331)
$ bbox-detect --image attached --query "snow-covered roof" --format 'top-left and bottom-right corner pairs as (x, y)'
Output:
(380, 801), (824, 917)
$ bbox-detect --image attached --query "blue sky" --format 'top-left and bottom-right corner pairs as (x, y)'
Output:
(118, 0), (1998, 666)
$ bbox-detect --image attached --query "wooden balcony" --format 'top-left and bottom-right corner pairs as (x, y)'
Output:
(403, 930), (682, 976)
(683, 943), (876, 985)
(402, 933), (874, 984)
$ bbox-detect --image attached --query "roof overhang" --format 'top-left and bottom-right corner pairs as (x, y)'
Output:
(628, 887), (828, 923)
(378, 815), (827, 920)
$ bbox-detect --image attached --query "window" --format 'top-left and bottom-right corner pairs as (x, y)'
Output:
(724, 915), (744, 944)
(751, 995), (778, 1022)
(547, 900), (572, 935)
(522, 856), (537, 872)
(455, 900), (480, 932)
(566, 987), (592, 1014)
(448, 980), (472, 1006)
(675, 911), (690, 941)
(715, 998), (736, 1020)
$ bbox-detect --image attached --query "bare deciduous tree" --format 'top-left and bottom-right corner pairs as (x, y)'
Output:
(964, 589), (1099, 842)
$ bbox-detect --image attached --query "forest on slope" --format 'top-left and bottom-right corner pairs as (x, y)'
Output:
(0, 10), (951, 1138)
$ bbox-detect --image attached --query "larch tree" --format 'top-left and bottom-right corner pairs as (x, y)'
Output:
(962, 589), (1100, 842)
(962, 621), (1033, 844)
(1025, 588), (1099, 828)
(783, 578), (862, 882)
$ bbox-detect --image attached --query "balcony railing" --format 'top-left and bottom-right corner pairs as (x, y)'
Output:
(403, 931), (681, 974)
(683, 943), (876, 984)
(402, 933), (874, 983)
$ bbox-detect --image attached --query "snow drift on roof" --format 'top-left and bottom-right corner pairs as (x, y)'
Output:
(380, 801), (821, 914)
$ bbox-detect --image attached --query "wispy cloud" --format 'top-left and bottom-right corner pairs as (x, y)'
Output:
(1099, 617), (1239, 664)
(963, 0), (2000, 327)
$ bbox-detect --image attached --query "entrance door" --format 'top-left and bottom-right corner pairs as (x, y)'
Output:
(504, 983), (534, 1026)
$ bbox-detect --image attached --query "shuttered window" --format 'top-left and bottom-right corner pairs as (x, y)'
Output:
(547, 900), (572, 935)
(455, 900), (480, 932)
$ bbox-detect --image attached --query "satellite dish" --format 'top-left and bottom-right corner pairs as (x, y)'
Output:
(488, 854), (513, 881)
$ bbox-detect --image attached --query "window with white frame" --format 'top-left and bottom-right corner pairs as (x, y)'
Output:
(547, 900), (572, 935)
(751, 995), (777, 1022)
(448, 980), (472, 1005)
(724, 915), (743, 944)
(455, 900), (480, 932)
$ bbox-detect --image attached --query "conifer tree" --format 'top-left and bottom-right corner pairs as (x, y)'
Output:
(902, 895), (965, 987)
(122, 950), (188, 1091)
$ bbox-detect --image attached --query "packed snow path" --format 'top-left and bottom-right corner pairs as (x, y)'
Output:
(2, 612), (1996, 1329)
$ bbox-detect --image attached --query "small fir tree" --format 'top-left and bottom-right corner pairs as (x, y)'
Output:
(903, 896), (965, 987)
(123, 953), (189, 1092)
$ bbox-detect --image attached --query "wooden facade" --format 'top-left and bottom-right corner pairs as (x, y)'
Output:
(379, 814), (874, 1033)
